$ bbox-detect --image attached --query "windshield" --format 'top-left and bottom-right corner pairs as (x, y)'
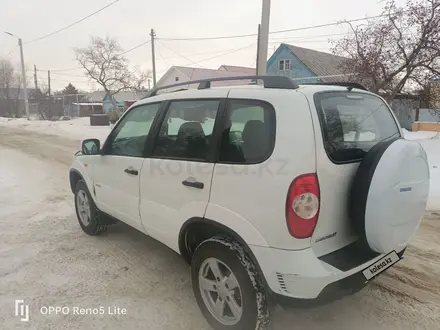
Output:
(315, 92), (401, 162)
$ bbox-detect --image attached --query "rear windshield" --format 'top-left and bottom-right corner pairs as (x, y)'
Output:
(314, 92), (401, 163)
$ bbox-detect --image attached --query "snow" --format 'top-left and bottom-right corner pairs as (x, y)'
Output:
(403, 129), (440, 210)
(0, 117), (111, 143)
(402, 128), (439, 141)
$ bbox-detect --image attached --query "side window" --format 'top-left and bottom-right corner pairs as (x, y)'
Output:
(107, 102), (161, 157)
(285, 59), (291, 70)
(152, 100), (220, 160)
(219, 100), (275, 164)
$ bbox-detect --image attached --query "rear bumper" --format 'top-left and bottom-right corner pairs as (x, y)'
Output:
(249, 244), (404, 302)
(274, 272), (367, 309)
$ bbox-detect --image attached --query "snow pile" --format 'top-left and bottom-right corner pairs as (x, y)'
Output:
(402, 128), (439, 141)
(402, 129), (440, 210)
(0, 117), (111, 142)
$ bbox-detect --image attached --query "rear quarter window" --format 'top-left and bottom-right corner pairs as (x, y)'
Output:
(314, 92), (401, 163)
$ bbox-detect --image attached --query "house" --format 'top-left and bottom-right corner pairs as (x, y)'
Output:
(266, 43), (351, 84)
(66, 102), (103, 117)
(86, 91), (146, 104)
(218, 65), (256, 75)
(86, 90), (147, 114)
(156, 66), (256, 91)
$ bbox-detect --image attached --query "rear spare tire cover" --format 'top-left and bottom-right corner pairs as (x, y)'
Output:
(350, 138), (430, 254)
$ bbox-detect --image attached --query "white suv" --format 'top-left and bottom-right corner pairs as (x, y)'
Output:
(69, 76), (429, 330)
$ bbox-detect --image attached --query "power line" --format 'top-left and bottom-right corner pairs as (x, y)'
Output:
(120, 40), (150, 56)
(38, 77), (89, 84)
(49, 67), (83, 72)
(36, 70), (85, 78)
(25, 0), (122, 45)
(156, 42), (169, 67)
(269, 32), (349, 41)
(35, 74), (88, 83)
(193, 43), (256, 65)
(157, 40), (206, 68)
(156, 43), (257, 75)
(1, 46), (18, 59)
(51, 72), (86, 78)
(269, 39), (336, 44)
(157, 14), (386, 41)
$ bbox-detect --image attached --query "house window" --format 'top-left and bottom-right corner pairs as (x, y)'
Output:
(175, 77), (179, 82)
(279, 59), (291, 71)
(279, 60), (284, 71)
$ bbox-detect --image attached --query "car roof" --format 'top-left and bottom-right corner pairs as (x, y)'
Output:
(132, 83), (376, 108)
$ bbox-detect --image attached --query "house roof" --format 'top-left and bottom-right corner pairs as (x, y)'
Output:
(86, 90), (147, 102)
(157, 66), (254, 88)
(281, 44), (351, 83)
(218, 65), (256, 75)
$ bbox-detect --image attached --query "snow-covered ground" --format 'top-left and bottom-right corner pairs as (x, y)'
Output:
(1, 118), (440, 329)
(0, 117), (112, 143)
(402, 129), (440, 210)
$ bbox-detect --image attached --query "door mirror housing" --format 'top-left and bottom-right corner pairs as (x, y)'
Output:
(81, 139), (101, 155)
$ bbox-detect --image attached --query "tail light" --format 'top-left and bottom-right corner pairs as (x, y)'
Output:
(286, 173), (320, 238)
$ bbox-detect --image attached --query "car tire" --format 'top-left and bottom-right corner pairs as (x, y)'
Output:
(74, 180), (107, 235)
(191, 236), (270, 330)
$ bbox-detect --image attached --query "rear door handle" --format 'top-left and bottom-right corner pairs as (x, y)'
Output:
(182, 180), (204, 189)
(124, 167), (139, 176)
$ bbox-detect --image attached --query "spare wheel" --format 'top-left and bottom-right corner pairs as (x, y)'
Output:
(350, 137), (430, 254)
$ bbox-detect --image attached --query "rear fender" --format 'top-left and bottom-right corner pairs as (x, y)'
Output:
(204, 203), (270, 247)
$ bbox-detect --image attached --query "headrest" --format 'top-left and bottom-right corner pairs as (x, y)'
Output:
(242, 120), (265, 142)
(177, 122), (205, 140)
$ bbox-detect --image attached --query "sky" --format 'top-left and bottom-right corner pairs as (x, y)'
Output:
(0, 0), (407, 91)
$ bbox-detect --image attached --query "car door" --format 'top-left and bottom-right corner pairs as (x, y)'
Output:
(139, 98), (224, 251)
(93, 102), (162, 233)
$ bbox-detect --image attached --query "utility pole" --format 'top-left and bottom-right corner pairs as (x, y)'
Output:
(150, 29), (157, 87)
(48, 70), (51, 115)
(256, 24), (261, 75)
(257, 0), (271, 76)
(34, 65), (38, 90)
(48, 70), (51, 97)
(18, 38), (30, 119)
(5, 32), (29, 119)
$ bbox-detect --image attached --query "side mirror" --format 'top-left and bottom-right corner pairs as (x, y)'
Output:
(81, 138), (100, 155)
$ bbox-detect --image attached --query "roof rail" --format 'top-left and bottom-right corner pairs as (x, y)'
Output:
(301, 81), (368, 91)
(144, 75), (299, 98)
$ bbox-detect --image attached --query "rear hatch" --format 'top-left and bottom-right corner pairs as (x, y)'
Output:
(308, 90), (402, 257)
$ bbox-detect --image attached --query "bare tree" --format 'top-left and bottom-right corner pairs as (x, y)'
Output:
(332, 0), (440, 102)
(0, 59), (16, 116)
(0, 59), (29, 117)
(74, 36), (149, 108)
(132, 65), (151, 92)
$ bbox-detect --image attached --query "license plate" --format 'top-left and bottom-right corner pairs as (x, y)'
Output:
(362, 251), (401, 281)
